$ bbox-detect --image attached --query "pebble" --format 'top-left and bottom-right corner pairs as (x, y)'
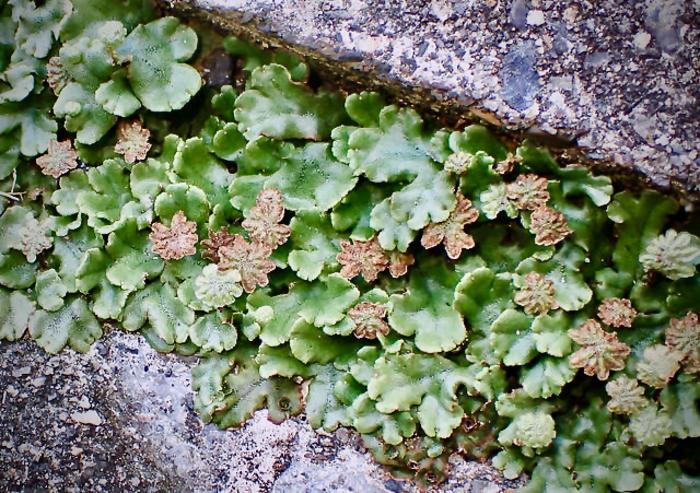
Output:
(11, 367), (31, 378)
(633, 31), (651, 50)
(78, 396), (91, 409)
(526, 9), (545, 26)
(70, 411), (102, 426)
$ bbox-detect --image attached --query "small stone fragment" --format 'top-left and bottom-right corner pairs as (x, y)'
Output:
(30, 376), (46, 387)
(665, 312), (700, 374)
(421, 193), (479, 259)
(149, 211), (198, 260)
(514, 272), (558, 315)
(597, 298), (637, 328)
(242, 188), (291, 250)
(337, 236), (389, 282)
(529, 206), (571, 246)
(70, 410), (102, 426)
(78, 395), (91, 409)
(526, 9), (545, 26)
(562, 5), (580, 23)
(568, 319), (631, 380)
(12, 367), (31, 377)
(114, 120), (152, 164)
(637, 344), (682, 388)
(633, 31), (651, 50)
(35, 139), (79, 178)
(348, 301), (390, 339)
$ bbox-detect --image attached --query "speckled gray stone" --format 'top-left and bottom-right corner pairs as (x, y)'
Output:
(164, 0), (700, 201)
(0, 332), (520, 492)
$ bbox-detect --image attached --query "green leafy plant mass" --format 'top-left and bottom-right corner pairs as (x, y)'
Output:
(1, 1), (699, 490)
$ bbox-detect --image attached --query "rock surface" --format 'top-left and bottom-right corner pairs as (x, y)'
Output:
(164, 0), (700, 200)
(0, 331), (520, 492)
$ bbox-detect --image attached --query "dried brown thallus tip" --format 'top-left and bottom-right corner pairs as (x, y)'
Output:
(35, 139), (79, 178)
(495, 152), (521, 175)
(218, 235), (276, 293)
(605, 376), (647, 415)
(201, 228), (237, 263)
(348, 301), (390, 339)
(388, 251), (415, 279)
(337, 236), (389, 282)
(150, 211), (198, 260)
(514, 272), (558, 315)
(568, 319), (631, 381)
(665, 311), (700, 374)
(337, 236), (414, 282)
(242, 188), (291, 250)
(421, 193), (479, 260)
(529, 206), (571, 246)
(597, 297), (637, 328)
(114, 119), (152, 164)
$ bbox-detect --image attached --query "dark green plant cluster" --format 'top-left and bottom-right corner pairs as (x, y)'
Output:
(1, 1), (699, 490)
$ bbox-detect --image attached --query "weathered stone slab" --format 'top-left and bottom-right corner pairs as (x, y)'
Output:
(164, 0), (700, 201)
(0, 332), (520, 492)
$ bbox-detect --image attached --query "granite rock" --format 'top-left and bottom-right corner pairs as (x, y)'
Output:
(0, 332), (520, 492)
(164, 0), (700, 201)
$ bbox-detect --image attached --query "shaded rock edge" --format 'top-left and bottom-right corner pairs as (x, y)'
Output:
(161, 0), (700, 204)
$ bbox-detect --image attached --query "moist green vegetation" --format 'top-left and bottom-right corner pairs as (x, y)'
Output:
(1, 0), (699, 490)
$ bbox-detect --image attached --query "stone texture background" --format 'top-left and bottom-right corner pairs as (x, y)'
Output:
(165, 0), (700, 201)
(0, 333), (519, 492)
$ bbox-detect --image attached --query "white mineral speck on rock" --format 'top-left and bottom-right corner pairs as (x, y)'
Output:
(431, 0), (452, 22)
(527, 10), (545, 26)
(11, 366), (31, 378)
(78, 395), (91, 409)
(563, 5), (579, 23)
(70, 410), (102, 426)
(633, 31), (651, 49)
